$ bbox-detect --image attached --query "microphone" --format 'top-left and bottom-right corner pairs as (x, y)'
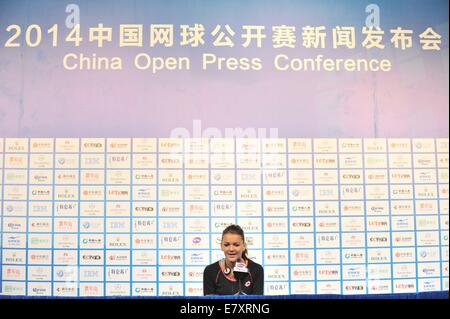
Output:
(233, 261), (248, 280)
(233, 260), (248, 295)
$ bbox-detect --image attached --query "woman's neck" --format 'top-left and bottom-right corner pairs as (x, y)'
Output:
(225, 259), (236, 268)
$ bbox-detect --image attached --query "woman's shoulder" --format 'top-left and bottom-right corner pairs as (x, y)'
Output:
(204, 260), (221, 272)
(247, 258), (263, 271)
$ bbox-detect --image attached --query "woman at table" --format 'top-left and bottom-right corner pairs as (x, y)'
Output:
(203, 224), (264, 295)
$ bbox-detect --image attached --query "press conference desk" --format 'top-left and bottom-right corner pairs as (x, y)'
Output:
(0, 291), (448, 299)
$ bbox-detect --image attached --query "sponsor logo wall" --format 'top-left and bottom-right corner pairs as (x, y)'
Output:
(0, 138), (448, 296)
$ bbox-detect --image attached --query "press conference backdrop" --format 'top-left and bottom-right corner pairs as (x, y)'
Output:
(0, 137), (448, 297)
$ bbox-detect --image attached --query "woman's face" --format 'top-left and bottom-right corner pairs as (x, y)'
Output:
(221, 233), (246, 264)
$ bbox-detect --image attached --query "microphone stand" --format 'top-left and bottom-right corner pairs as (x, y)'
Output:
(233, 271), (247, 295)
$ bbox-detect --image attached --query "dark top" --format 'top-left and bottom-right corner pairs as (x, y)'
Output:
(203, 259), (264, 295)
